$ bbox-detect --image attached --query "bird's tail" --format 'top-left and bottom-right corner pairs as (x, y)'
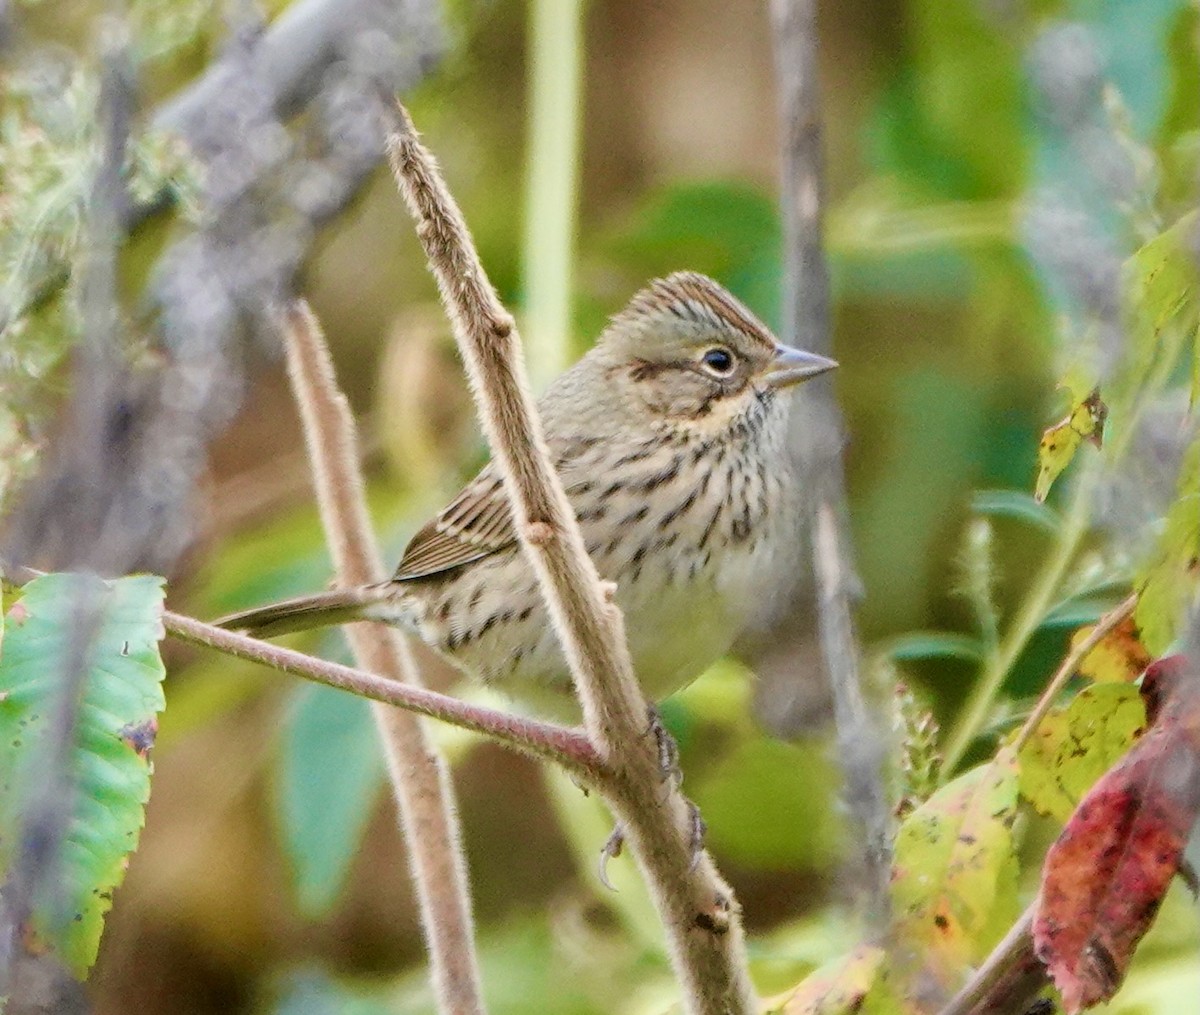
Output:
(215, 587), (385, 639)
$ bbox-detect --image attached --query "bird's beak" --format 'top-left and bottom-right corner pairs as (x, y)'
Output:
(766, 343), (838, 389)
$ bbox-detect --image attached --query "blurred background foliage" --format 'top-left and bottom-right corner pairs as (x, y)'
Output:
(2, 0), (1198, 1012)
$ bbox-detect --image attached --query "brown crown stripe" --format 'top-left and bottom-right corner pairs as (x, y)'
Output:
(619, 272), (777, 350)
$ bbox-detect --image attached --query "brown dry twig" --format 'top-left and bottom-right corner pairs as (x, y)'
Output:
(163, 611), (599, 773)
(277, 302), (484, 1014)
(385, 102), (757, 1015)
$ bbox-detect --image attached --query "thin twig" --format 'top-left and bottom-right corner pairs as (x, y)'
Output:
(386, 103), (757, 1015)
(772, 0), (891, 930)
(1012, 593), (1138, 753)
(279, 302), (485, 1014)
(163, 611), (600, 774)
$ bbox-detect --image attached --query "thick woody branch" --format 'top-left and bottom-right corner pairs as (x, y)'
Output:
(385, 104), (757, 1015)
(278, 302), (484, 1014)
(163, 611), (599, 774)
(772, 0), (892, 929)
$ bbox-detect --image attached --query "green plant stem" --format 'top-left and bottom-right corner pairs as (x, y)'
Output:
(942, 466), (1099, 775)
(521, 0), (583, 392)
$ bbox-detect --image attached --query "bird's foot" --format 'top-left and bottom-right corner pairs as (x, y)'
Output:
(687, 800), (707, 871)
(598, 825), (624, 892)
(645, 704), (682, 785)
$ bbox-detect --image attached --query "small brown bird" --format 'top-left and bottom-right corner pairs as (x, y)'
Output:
(219, 272), (836, 715)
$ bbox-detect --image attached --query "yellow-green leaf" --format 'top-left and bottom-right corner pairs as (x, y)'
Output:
(1034, 389), (1107, 503)
(1125, 210), (1200, 393)
(1135, 436), (1200, 655)
(765, 946), (905, 1015)
(1072, 616), (1152, 684)
(890, 748), (1020, 994)
(1017, 683), (1145, 823)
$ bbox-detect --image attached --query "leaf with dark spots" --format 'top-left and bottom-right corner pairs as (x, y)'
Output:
(1034, 655), (1200, 1012)
(1034, 388), (1108, 503)
(890, 748), (1020, 997)
(764, 945), (897, 1015)
(1018, 683), (1145, 823)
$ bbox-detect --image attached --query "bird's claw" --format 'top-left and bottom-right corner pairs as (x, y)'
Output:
(598, 825), (625, 891)
(645, 704), (682, 785)
(687, 800), (707, 871)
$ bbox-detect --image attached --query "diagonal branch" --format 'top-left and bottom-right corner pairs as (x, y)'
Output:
(163, 610), (600, 774)
(385, 103), (757, 1015)
(277, 301), (484, 1014)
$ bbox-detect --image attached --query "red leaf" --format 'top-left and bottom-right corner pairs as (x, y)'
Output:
(1034, 655), (1200, 1012)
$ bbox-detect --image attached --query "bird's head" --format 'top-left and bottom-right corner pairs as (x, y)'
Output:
(591, 272), (836, 430)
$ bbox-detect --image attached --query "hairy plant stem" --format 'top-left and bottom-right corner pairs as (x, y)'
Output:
(386, 102), (757, 1015)
(163, 610), (600, 775)
(278, 302), (484, 1014)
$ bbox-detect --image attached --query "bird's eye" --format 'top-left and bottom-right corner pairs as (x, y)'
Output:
(700, 347), (735, 376)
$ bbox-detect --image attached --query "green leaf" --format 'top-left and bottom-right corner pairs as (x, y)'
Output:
(276, 683), (386, 918)
(1135, 435), (1200, 655)
(890, 749), (1020, 992)
(971, 489), (1061, 535)
(0, 572), (167, 976)
(1125, 210), (1200, 397)
(881, 632), (985, 665)
(1017, 684), (1145, 823)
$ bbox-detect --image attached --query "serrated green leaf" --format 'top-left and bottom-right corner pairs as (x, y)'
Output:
(1017, 684), (1145, 823)
(276, 683), (385, 918)
(891, 749), (1020, 993)
(882, 632), (984, 665)
(971, 489), (1061, 535)
(0, 572), (166, 976)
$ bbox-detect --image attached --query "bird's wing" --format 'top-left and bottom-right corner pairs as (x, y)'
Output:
(394, 463), (516, 580)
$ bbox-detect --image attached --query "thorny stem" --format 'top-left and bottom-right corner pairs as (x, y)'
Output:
(386, 102), (757, 1015)
(163, 611), (601, 775)
(278, 302), (484, 1014)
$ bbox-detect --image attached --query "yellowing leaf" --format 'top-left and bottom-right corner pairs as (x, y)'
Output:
(1135, 437), (1200, 655)
(890, 748), (1020, 994)
(1072, 616), (1152, 684)
(1017, 684), (1145, 823)
(765, 945), (889, 1015)
(1034, 389), (1107, 503)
